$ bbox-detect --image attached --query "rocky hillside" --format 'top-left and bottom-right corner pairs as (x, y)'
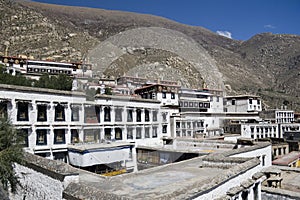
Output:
(0, 0), (299, 111)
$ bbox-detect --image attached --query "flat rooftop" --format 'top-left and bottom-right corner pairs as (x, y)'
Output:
(272, 151), (300, 166)
(281, 167), (300, 193)
(68, 142), (134, 152)
(77, 156), (225, 199)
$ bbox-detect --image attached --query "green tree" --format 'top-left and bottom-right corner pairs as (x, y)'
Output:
(0, 117), (24, 193)
(35, 74), (73, 91)
(0, 65), (33, 87)
(105, 87), (112, 95)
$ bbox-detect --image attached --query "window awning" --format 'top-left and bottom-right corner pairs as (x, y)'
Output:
(36, 101), (50, 105)
(0, 98), (11, 103)
(16, 99), (31, 103)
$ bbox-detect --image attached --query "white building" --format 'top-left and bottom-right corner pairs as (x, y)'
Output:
(225, 95), (262, 113)
(0, 55), (93, 79)
(241, 122), (300, 140)
(134, 83), (180, 107)
(0, 84), (166, 163)
(0, 83), (86, 161)
(169, 88), (225, 139)
(259, 109), (294, 123)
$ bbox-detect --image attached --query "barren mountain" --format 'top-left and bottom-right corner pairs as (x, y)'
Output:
(0, 0), (299, 111)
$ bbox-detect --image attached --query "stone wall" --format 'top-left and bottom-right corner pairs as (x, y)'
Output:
(9, 164), (64, 200)
(9, 153), (79, 200)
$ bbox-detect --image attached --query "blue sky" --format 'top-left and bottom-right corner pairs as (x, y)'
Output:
(32, 0), (300, 41)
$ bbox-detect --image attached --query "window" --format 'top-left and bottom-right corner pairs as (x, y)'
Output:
(162, 112), (167, 122)
(257, 100), (260, 104)
(37, 104), (47, 122)
(171, 93), (175, 99)
(241, 190), (248, 200)
(145, 109), (150, 122)
(115, 108), (122, 122)
(216, 96), (219, 102)
(104, 107), (111, 122)
(136, 109), (141, 122)
(187, 122), (191, 129)
(152, 127), (158, 138)
(54, 129), (66, 144)
(115, 128), (122, 140)
(249, 99), (253, 104)
(71, 129), (79, 143)
(127, 109), (133, 122)
(71, 106), (80, 121)
(176, 122), (180, 128)
(19, 129), (29, 147)
(36, 129), (47, 145)
(199, 102), (203, 108)
(231, 99), (235, 105)
(152, 110), (157, 121)
(17, 102), (29, 121)
(85, 129), (99, 142)
(127, 128), (133, 139)
(182, 122), (186, 128)
(145, 127), (150, 138)
(162, 125), (167, 133)
(162, 92), (166, 99)
(197, 121), (204, 128)
(184, 102), (188, 107)
(0, 102), (7, 118)
(55, 104), (65, 121)
(136, 127), (142, 139)
(104, 128), (111, 140)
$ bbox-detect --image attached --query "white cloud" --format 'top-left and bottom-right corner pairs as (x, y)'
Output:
(264, 24), (276, 29)
(216, 31), (232, 39)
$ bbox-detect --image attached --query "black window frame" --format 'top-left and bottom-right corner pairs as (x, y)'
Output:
(37, 104), (47, 122)
(145, 127), (150, 138)
(127, 128), (133, 139)
(136, 109), (142, 122)
(17, 102), (29, 121)
(115, 108), (123, 122)
(54, 129), (66, 144)
(71, 106), (80, 122)
(104, 106), (111, 122)
(152, 127), (158, 138)
(162, 125), (167, 133)
(127, 109), (133, 122)
(171, 93), (175, 99)
(0, 102), (8, 119)
(152, 110), (158, 121)
(136, 127), (142, 139)
(36, 129), (47, 146)
(55, 104), (65, 121)
(115, 128), (122, 140)
(145, 109), (150, 122)
(71, 129), (79, 143)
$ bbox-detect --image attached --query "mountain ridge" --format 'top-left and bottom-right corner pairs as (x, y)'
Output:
(1, 0), (299, 111)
